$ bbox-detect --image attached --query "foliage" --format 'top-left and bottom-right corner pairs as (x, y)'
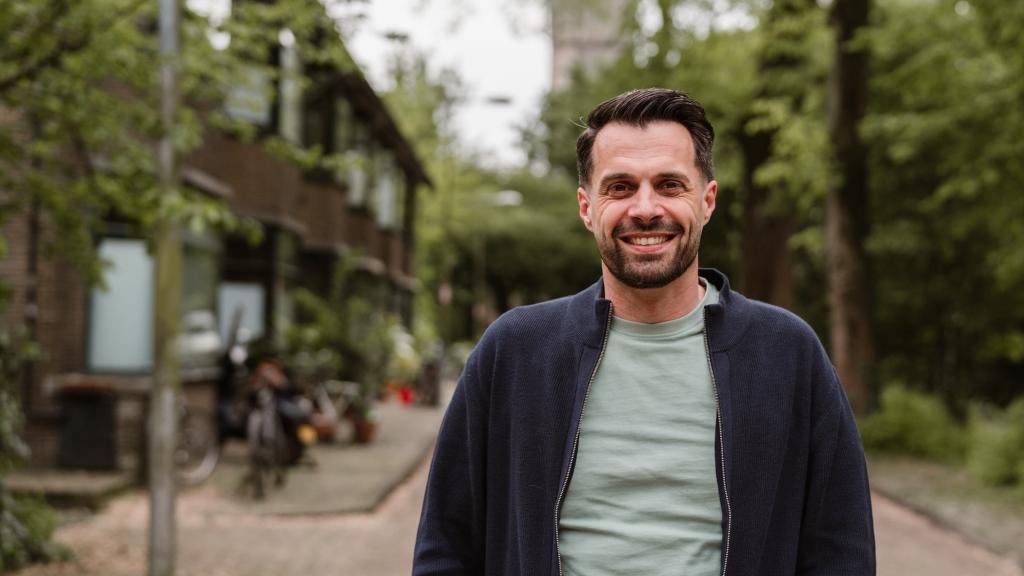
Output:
(0, 0), (366, 566)
(288, 253), (397, 418)
(383, 49), (599, 342)
(966, 398), (1024, 487)
(0, 491), (69, 572)
(0, 328), (67, 571)
(529, 0), (1024, 409)
(0, 0), (361, 281)
(527, 3), (766, 291)
(0, 329), (35, 474)
(864, 0), (1024, 406)
(859, 385), (966, 462)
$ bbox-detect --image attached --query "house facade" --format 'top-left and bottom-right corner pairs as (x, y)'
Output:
(0, 30), (430, 473)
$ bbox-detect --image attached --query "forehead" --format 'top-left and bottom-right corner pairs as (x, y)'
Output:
(591, 121), (699, 179)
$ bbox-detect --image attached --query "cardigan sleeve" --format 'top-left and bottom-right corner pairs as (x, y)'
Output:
(796, 349), (876, 575)
(412, 348), (490, 575)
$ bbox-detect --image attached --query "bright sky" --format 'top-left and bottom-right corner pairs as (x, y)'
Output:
(337, 0), (552, 168)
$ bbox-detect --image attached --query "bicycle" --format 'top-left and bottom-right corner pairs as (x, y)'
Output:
(175, 402), (221, 487)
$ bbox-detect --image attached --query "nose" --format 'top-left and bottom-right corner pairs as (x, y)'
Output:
(626, 182), (664, 223)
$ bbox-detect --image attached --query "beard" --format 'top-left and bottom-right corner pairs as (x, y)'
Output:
(597, 220), (701, 289)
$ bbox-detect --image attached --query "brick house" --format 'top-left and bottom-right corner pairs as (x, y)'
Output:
(0, 33), (430, 473)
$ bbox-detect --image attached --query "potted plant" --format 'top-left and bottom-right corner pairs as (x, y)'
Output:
(289, 252), (397, 444)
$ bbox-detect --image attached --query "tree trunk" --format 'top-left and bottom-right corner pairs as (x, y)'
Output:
(740, 126), (794, 309)
(827, 0), (874, 415)
(739, 0), (818, 309)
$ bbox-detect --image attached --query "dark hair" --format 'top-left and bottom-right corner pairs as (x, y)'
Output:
(575, 88), (715, 187)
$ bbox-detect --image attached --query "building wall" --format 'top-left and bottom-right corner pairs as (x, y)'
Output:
(297, 179), (348, 251)
(187, 130), (305, 226)
(3, 82), (426, 472)
(550, 0), (632, 91)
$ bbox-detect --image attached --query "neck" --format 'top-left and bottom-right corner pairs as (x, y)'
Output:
(602, 264), (706, 323)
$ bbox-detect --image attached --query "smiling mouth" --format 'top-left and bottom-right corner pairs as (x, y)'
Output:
(622, 234), (674, 246)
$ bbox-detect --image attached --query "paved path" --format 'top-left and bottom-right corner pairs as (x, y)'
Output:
(874, 491), (1023, 576)
(15, 451), (432, 576)
(13, 395), (1023, 576)
(19, 469), (1024, 576)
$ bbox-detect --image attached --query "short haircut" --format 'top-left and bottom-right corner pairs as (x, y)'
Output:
(575, 88), (716, 188)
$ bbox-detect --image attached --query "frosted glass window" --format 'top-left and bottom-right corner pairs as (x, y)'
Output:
(88, 238), (154, 372)
(375, 152), (397, 229)
(279, 33), (303, 145)
(347, 161), (368, 207)
(218, 282), (265, 344)
(225, 66), (271, 126)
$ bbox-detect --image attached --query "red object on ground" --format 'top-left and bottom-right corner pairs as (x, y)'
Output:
(398, 387), (415, 404)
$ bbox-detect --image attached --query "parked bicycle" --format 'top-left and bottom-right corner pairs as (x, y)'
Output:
(239, 357), (317, 499)
(175, 401), (220, 486)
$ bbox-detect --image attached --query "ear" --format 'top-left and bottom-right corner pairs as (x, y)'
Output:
(702, 180), (718, 224)
(577, 186), (593, 231)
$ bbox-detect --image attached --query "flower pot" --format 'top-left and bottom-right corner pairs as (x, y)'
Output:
(353, 418), (378, 444)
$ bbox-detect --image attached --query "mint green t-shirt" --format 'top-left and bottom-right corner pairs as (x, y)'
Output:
(558, 281), (722, 576)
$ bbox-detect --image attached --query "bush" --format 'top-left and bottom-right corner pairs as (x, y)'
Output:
(966, 398), (1024, 487)
(1, 329), (68, 571)
(0, 491), (69, 572)
(859, 385), (966, 462)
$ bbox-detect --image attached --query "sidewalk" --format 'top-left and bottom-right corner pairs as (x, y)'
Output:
(207, 397), (447, 516)
(12, 396), (449, 576)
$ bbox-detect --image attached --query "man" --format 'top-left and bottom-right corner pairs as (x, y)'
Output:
(414, 88), (875, 575)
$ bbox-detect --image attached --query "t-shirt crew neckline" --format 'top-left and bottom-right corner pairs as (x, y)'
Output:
(611, 279), (718, 339)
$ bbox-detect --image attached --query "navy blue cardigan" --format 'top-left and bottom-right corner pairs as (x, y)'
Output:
(414, 270), (875, 575)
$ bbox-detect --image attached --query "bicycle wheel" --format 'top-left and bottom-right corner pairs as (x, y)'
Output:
(176, 407), (221, 486)
(246, 401), (286, 499)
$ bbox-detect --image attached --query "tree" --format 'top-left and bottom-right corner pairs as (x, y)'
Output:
(863, 0), (1024, 409)
(738, 0), (828, 309)
(0, 0), (367, 569)
(827, 0), (874, 414)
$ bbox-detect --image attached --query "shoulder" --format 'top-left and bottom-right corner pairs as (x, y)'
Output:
(742, 298), (821, 344)
(720, 291), (834, 376)
(477, 293), (579, 354)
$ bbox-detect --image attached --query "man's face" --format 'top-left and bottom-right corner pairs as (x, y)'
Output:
(578, 121), (717, 289)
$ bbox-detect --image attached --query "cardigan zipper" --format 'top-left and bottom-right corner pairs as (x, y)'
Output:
(554, 302), (613, 576)
(703, 308), (732, 576)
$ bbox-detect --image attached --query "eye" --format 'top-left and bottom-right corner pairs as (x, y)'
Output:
(659, 180), (688, 194)
(604, 182), (633, 196)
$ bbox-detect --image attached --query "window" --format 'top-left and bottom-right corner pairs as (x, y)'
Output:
(374, 150), (398, 229)
(278, 29), (302, 144)
(180, 232), (222, 369)
(87, 234), (224, 372)
(224, 65), (272, 126)
(333, 98), (354, 153)
(218, 282), (265, 345)
(346, 137), (371, 208)
(87, 238), (154, 372)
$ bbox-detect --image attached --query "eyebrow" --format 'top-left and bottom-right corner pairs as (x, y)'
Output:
(597, 171), (694, 189)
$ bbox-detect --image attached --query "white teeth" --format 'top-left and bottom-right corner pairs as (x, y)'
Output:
(629, 236), (668, 246)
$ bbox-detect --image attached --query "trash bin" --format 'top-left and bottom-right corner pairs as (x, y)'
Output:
(58, 376), (117, 471)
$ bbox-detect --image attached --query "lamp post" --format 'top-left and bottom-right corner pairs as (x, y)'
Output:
(149, 0), (181, 574)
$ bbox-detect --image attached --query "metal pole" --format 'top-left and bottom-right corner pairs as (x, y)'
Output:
(149, 0), (181, 573)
